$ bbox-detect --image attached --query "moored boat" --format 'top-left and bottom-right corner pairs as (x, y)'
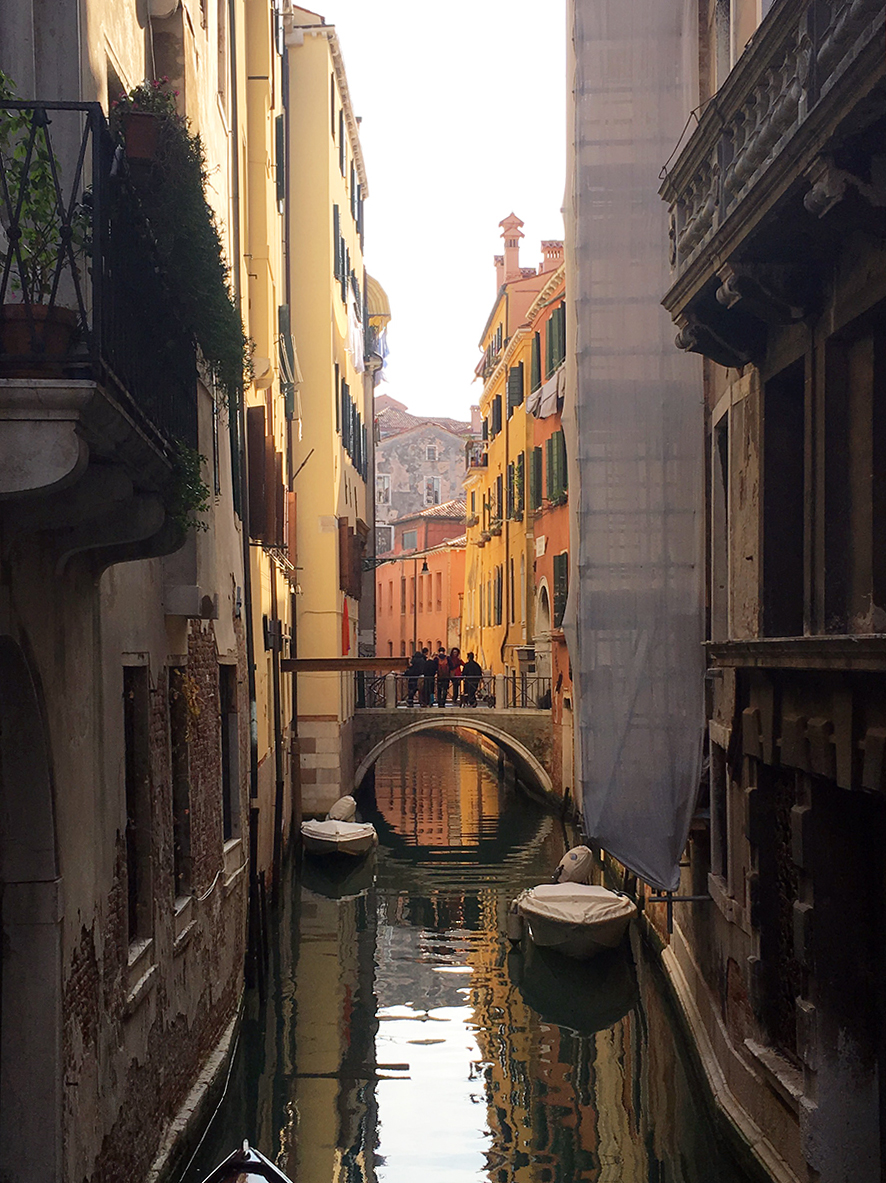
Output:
(202, 1141), (293, 1182)
(510, 881), (637, 960)
(301, 817), (378, 857)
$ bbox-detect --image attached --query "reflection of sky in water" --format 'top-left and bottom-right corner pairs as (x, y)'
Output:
(376, 1004), (486, 1183)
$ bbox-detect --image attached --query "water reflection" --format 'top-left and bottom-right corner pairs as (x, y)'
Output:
(186, 731), (753, 1183)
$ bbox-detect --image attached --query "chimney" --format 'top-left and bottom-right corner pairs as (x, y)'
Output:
(494, 255), (504, 292)
(541, 240), (564, 273)
(470, 404), (481, 435)
(499, 213), (525, 283)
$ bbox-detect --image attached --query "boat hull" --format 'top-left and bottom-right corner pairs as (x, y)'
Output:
(514, 883), (636, 961)
(301, 818), (377, 858)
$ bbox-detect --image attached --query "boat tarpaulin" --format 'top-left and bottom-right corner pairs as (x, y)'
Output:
(564, 0), (704, 891)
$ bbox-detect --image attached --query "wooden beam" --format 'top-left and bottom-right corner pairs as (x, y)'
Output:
(281, 657), (409, 673)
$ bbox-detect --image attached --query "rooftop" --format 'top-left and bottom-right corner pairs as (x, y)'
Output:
(394, 498), (466, 524)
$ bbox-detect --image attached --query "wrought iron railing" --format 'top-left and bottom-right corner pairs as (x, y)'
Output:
(355, 670), (497, 708)
(502, 673), (552, 710)
(0, 101), (197, 451)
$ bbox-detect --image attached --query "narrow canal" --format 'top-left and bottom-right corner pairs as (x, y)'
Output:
(185, 730), (756, 1183)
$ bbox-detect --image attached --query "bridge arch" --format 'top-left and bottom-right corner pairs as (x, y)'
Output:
(353, 716), (553, 798)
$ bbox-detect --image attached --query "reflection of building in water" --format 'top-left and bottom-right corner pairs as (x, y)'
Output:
(373, 732), (502, 848)
(289, 888), (379, 1183)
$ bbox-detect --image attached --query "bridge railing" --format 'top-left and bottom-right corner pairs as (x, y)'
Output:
(354, 670), (551, 710)
(502, 673), (552, 710)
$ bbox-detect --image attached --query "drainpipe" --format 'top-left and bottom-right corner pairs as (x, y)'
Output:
(230, 0), (264, 994)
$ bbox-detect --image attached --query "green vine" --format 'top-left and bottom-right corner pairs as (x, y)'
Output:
(171, 442), (211, 533)
(113, 80), (250, 405)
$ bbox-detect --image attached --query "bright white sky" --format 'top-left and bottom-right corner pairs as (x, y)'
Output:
(324, 0), (567, 421)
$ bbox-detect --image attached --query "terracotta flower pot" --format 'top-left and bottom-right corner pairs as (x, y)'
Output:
(122, 111), (161, 163)
(0, 304), (80, 376)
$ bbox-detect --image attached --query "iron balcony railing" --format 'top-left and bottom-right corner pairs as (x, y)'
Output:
(0, 101), (197, 451)
(355, 671), (497, 709)
(502, 673), (552, 710)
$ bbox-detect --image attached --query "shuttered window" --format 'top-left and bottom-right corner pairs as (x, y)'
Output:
(275, 114), (285, 206)
(507, 362), (524, 416)
(553, 552), (568, 627)
(506, 462), (515, 519)
(491, 395), (502, 437)
(482, 418), (489, 442)
(333, 205), (341, 280)
(516, 451), (525, 516)
(495, 474), (503, 522)
(530, 332), (542, 392)
(530, 446), (543, 510)
(545, 430), (568, 503)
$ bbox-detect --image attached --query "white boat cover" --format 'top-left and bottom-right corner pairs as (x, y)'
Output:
(301, 819), (376, 843)
(517, 883), (635, 929)
(326, 794), (358, 822)
(555, 845), (594, 884)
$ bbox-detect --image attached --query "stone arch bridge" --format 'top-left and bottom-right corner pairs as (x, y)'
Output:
(352, 706), (555, 798)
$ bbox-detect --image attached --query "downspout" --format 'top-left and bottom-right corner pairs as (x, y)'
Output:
(230, 0), (264, 993)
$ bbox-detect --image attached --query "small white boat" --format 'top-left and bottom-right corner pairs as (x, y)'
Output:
(301, 818), (378, 857)
(301, 793), (378, 857)
(511, 883), (636, 959)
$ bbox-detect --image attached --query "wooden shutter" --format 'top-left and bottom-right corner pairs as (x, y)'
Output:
(482, 418), (488, 441)
(545, 316), (554, 379)
(530, 446), (542, 509)
(275, 114), (285, 205)
(545, 436), (554, 501)
(496, 474), (503, 521)
(274, 450), (285, 547)
(531, 333), (541, 392)
(507, 362), (524, 414)
(553, 552), (568, 626)
(506, 462), (515, 519)
(333, 205), (341, 280)
(558, 429), (568, 493)
(516, 451), (525, 515)
(287, 491), (297, 566)
(246, 405), (267, 540)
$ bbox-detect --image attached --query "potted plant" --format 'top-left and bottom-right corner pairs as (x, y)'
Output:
(112, 77), (180, 164)
(0, 70), (82, 372)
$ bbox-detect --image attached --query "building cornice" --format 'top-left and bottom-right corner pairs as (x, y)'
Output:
(284, 16), (369, 198)
(526, 263), (565, 323)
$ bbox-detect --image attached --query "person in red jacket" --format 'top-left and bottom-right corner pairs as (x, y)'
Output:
(448, 647), (464, 704)
(434, 646), (451, 707)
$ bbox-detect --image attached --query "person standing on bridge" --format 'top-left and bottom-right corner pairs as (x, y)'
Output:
(435, 646), (452, 708)
(448, 647), (464, 704)
(462, 652), (482, 708)
(405, 650), (424, 707)
(420, 647), (435, 706)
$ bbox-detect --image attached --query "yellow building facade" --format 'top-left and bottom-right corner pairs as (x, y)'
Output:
(284, 8), (385, 813)
(463, 216), (553, 680)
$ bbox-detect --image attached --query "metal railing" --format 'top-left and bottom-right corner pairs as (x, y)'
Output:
(0, 101), (197, 451)
(355, 670), (551, 710)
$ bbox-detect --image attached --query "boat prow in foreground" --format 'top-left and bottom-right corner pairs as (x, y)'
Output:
(300, 818), (378, 857)
(203, 1140), (294, 1182)
(512, 882), (636, 960)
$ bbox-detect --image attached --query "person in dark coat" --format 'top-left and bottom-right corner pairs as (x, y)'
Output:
(420, 647), (436, 706)
(405, 650), (424, 706)
(434, 646), (451, 707)
(462, 652), (482, 707)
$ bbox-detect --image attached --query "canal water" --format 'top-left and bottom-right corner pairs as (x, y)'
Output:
(185, 730), (755, 1183)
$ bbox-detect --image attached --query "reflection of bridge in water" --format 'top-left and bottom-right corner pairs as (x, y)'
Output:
(353, 683), (555, 799)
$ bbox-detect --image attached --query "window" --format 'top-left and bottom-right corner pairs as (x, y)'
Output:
(494, 566), (503, 625)
(509, 558), (515, 623)
(507, 362), (524, 416)
(388, 580), (394, 615)
(400, 641), (406, 656)
(435, 571), (442, 611)
(376, 524), (393, 554)
(482, 418), (489, 442)
(712, 417), (729, 642)
(506, 462), (515, 519)
(402, 529), (418, 551)
(553, 552), (569, 627)
(530, 332), (542, 392)
(515, 452), (525, 516)
(219, 664), (240, 841)
(545, 304), (566, 379)
(495, 474), (503, 522)
(491, 395), (502, 438)
(330, 73), (336, 137)
(169, 667), (192, 900)
(400, 576), (407, 614)
(530, 446), (543, 510)
(339, 108), (346, 174)
(763, 359), (804, 637)
(545, 430), (568, 503)
(124, 666), (152, 944)
(426, 444), (437, 462)
(376, 474), (391, 505)
(424, 477), (441, 506)
(275, 114), (285, 206)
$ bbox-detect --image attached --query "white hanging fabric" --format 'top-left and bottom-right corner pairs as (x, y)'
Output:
(564, 0), (705, 891)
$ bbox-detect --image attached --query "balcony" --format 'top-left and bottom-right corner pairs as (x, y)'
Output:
(0, 101), (199, 568)
(465, 440), (488, 471)
(660, 0), (885, 366)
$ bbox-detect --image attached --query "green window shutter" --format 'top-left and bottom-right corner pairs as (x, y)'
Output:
(331, 75), (336, 137)
(553, 553), (568, 627)
(492, 395), (502, 436)
(516, 452), (525, 515)
(530, 446), (542, 509)
(545, 317), (554, 379)
(495, 474), (503, 521)
(341, 381), (350, 453)
(335, 363), (340, 433)
(545, 436), (554, 501)
(507, 363), (524, 414)
(482, 418), (488, 441)
(531, 333), (541, 392)
(275, 114), (285, 205)
(507, 463), (515, 519)
(559, 430), (568, 494)
(339, 109), (345, 174)
(333, 205), (341, 279)
(557, 302), (566, 368)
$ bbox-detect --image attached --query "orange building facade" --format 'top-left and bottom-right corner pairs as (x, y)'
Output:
(375, 532), (466, 659)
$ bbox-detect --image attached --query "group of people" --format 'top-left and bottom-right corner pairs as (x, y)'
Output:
(404, 647), (484, 708)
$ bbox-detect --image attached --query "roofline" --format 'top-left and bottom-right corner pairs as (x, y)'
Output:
(284, 14), (369, 198)
(377, 421), (476, 444)
(526, 262), (565, 322)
